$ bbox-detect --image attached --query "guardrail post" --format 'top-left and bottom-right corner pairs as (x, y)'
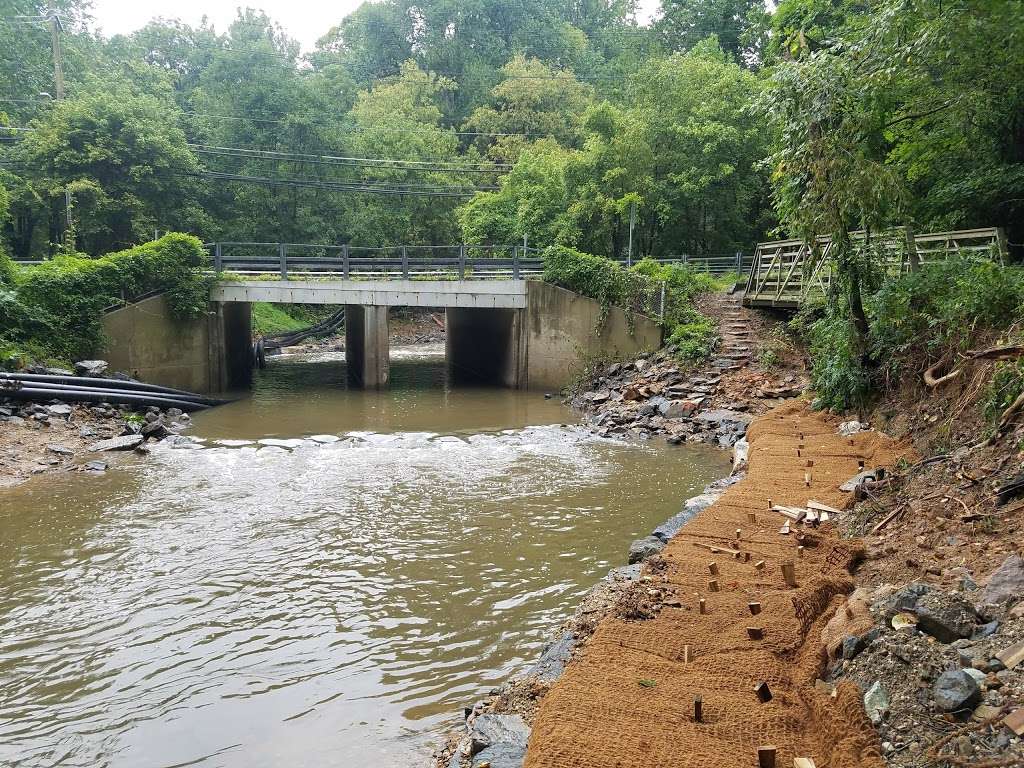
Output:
(278, 243), (287, 280)
(342, 244), (349, 279)
(458, 244), (466, 279)
(512, 246), (520, 279)
(402, 245), (409, 280)
(213, 243), (222, 272)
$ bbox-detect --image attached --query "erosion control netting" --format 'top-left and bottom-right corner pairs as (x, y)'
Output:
(525, 401), (911, 768)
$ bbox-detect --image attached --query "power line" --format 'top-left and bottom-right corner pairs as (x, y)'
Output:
(187, 142), (510, 172)
(195, 169), (492, 196)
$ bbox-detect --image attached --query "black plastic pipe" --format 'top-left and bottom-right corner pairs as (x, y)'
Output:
(0, 385), (212, 412)
(1, 380), (224, 406)
(0, 373), (221, 404)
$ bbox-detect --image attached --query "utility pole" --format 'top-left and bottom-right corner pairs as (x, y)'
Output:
(626, 200), (636, 267)
(47, 13), (64, 100)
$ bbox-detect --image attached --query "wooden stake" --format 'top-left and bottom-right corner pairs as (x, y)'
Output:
(781, 561), (797, 588)
(693, 695), (703, 723)
(743, 552), (751, 562)
(735, 528), (742, 540)
(699, 598), (706, 614)
(708, 579), (720, 592)
(746, 627), (764, 641)
(708, 562), (719, 576)
(758, 745), (777, 768)
(793, 759), (817, 768)
(754, 681), (772, 702)
(748, 601), (761, 615)
(683, 645), (693, 663)
(797, 545), (805, 558)
(804, 472), (811, 487)
(748, 512), (757, 524)
(754, 560), (765, 573)
(767, 497), (772, 509)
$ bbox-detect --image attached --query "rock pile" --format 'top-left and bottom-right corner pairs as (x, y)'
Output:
(825, 572), (1024, 766)
(570, 293), (807, 447)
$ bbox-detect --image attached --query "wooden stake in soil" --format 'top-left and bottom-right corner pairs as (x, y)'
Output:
(793, 759), (817, 768)
(708, 579), (720, 593)
(754, 560), (766, 573)
(754, 681), (772, 702)
(781, 561), (797, 588)
(682, 645), (693, 663)
(708, 562), (719, 576)
(748, 601), (761, 615)
(693, 696), (703, 723)
(746, 627), (764, 640)
(735, 528), (742, 540)
(748, 512), (757, 524)
(797, 545), (805, 558)
(758, 745), (777, 768)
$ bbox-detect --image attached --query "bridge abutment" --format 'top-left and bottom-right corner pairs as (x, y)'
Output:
(345, 305), (390, 388)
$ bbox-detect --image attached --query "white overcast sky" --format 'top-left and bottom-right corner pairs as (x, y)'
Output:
(89, 0), (663, 51)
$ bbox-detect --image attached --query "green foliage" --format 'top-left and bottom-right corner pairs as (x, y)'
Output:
(252, 303), (334, 336)
(805, 312), (870, 411)
(868, 260), (1024, 381)
(541, 245), (654, 316)
(542, 246), (721, 365)
(14, 233), (209, 359)
(668, 315), (719, 364)
(984, 361), (1024, 423)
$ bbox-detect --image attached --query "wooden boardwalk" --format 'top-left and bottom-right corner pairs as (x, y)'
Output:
(743, 227), (1007, 309)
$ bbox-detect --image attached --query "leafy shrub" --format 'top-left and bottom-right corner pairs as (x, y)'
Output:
(984, 360), (1024, 422)
(668, 314), (718, 363)
(14, 232), (209, 360)
(0, 251), (14, 286)
(542, 245), (654, 314)
(806, 312), (870, 411)
(868, 259), (1024, 379)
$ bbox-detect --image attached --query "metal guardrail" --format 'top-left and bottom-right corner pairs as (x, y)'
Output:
(10, 244), (757, 282)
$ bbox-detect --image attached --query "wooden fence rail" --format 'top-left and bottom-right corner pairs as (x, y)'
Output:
(743, 227), (1008, 309)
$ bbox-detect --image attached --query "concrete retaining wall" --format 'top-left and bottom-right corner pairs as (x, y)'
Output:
(521, 281), (662, 390)
(101, 295), (251, 394)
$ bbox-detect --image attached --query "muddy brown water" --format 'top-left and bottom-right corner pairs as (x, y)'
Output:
(0, 346), (730, 767)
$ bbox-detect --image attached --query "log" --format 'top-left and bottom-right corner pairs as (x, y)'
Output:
(758, 746), (777, 768)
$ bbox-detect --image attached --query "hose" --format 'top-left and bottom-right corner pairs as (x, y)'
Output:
(0, 372), (219, 402)
(0, 385), (212, 412)
(0, 379), (224, 406)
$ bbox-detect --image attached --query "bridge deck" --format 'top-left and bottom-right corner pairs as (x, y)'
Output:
(211, 279), (529, 309)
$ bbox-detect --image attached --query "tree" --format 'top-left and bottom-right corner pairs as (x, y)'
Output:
(656, 0), (760, 62)
(16, 85), (208, 253)
(463, 56), (594, 162)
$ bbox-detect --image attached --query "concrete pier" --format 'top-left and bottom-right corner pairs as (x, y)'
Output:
(345, 305), (389, 388)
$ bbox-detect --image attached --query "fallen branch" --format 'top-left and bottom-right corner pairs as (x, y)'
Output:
(870, 503), (907, 534)
(965, 343), (1024, 361)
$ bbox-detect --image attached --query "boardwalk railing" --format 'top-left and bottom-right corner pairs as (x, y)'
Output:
(744, 227), (1008, 309)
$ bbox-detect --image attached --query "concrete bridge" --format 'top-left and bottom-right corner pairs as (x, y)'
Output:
(101, 275), (663, 394)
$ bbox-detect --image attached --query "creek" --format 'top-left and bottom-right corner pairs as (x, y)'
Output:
(0, 345), (730, 766)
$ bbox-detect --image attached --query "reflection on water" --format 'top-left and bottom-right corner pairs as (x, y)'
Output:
(0, 348), (730, 767)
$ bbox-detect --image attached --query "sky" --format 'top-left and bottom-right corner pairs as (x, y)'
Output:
(89, 0), (663, 51)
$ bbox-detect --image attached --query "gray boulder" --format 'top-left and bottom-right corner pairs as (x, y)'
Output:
(469, 714), (530, 756)
(524, 631), (575, 683)
(471, 742), (527, 768)
(933, 669), (981, 713)
(89, 434), (144, 452)
(910, 591), (979, 643)
(653, 492), (720, 542)
(980, 554), (1024, 608)
(46, 404), (73, 417)
(74, 360), (108, 377)
(628, 535), (665, 564)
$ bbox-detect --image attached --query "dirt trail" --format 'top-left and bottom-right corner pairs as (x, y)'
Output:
(524, 400), (911, 768)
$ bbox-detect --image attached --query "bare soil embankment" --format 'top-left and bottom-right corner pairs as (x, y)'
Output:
(524, 400), (910, 768)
